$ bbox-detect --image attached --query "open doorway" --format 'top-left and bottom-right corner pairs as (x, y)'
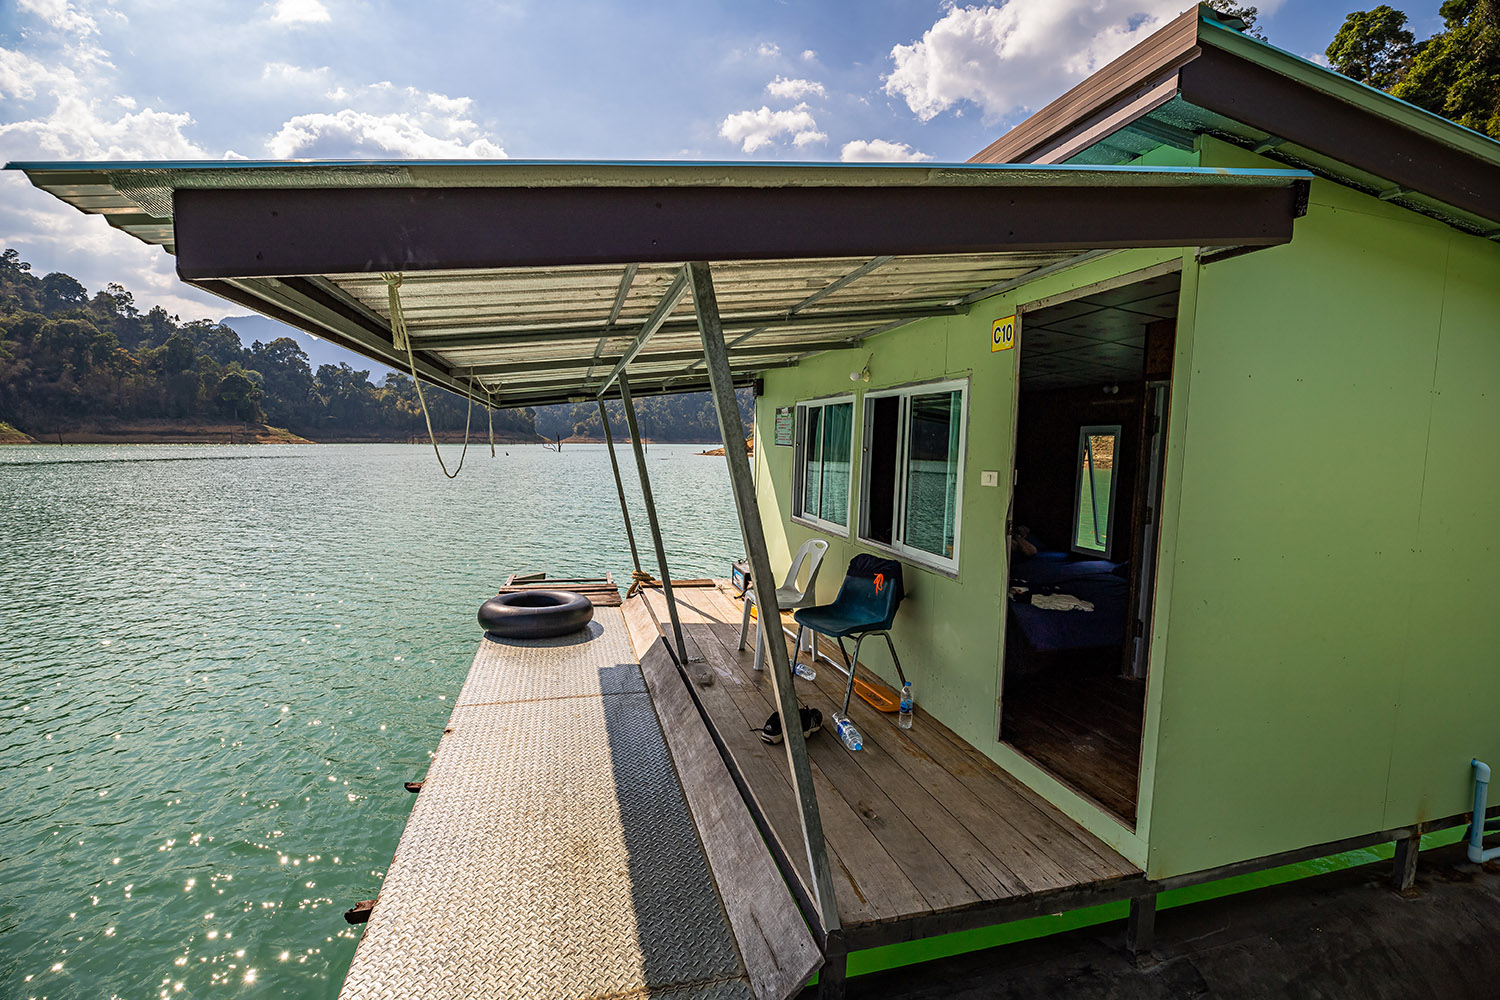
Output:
(999, 270), (1177, 827)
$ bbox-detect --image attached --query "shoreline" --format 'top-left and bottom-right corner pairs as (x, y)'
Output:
(0, 422), (727, 446)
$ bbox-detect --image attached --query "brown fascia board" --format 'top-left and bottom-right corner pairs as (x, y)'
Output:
(1177, 48), (1500, 225)
(968, 7), (1201, 165)
(970, 11), (1500, 227)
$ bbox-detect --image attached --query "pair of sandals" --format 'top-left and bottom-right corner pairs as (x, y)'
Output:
(757, 706), (823, 745)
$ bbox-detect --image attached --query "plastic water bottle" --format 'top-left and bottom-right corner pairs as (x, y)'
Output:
(832, 712), (863, 752)
(793, 660), (817, 681)
(899, 682), (914, 730)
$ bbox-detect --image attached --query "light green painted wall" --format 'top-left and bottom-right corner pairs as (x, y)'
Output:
(753, 247), (1189, 866)
(1143, 137), (1500, 878)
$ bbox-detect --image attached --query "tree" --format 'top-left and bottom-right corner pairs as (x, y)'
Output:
(215, 365), (263, 422)
(40, 272), (88, 314)
(0, 249), (31, 279)
(1328, 1), (1500, 139)
(1394, 0), (1500, 138)
(1205, 1), (1265, 40)
(1327, 5), (1417, 89)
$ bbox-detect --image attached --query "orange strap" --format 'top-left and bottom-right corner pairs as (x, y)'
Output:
(874, 573), (885, 594)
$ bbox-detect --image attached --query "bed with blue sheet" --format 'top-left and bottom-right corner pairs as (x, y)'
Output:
(1006, 550), (1129, 677)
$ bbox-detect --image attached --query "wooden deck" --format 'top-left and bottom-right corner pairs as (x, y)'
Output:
(1002, 674), (1146, 825)
(627, 583), (1144, 951)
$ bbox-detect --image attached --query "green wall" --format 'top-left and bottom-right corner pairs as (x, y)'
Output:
(1144, 138), (1500, 878)
(751, 138), (1500, 879)
(753, 248), (1188, 865)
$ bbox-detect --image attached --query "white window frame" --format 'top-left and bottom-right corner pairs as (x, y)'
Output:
(791, 394), (856, 536)
(1072, 423), (1122, 559)
(857, 378), (969, 574)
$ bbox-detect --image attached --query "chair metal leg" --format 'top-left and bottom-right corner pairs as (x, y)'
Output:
(879, 632), (908, 688)
(792, 624), (807, 671)
(842, 634), (868, 717)
(738, 588), (753, 650)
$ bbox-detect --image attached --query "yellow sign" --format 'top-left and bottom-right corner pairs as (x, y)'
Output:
(991, 315), (1017, 352)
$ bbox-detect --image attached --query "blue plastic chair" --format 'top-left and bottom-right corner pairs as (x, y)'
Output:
(793, 554), (909, 716)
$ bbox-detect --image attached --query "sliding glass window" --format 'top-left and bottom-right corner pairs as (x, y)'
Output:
(793, 397), (854, 533)
(859, 379), (968, 572)
(1073, 424), (1121, 558)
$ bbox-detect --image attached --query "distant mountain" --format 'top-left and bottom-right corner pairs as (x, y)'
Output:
(221, 314), (397, 382)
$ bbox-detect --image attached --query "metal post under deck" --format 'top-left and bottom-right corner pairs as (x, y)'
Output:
(597, 398), (644, 577)
(618, 374), (692, 665)
(688, 260), (843, 943)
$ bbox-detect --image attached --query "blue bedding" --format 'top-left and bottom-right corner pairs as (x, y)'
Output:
(1008, 552), (1129, 653)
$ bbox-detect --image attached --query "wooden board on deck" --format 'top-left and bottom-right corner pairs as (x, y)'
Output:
(629, 583), (1143, 948)
(496, 573), (622, 607)
(638, 636), (822, 1000)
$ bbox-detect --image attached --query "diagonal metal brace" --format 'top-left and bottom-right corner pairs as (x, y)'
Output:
(598, 265), (689, 396)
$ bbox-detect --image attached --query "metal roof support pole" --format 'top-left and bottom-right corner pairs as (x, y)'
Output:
(617, 374), (691, 665)
(597, 397), (643, 577)
(688, 259), (842, 943)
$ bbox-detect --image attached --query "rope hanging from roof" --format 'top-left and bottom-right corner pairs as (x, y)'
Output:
(472, 370), (496, 458)
(383, 271), (471, 479)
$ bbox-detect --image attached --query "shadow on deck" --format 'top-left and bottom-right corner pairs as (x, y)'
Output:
(627, 583), (1145, 952)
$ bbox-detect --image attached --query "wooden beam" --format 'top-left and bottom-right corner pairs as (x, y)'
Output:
(172, 177), (1306, 280)
(1127, 894), (1157, 959)
(1392, 834), (1420, 895)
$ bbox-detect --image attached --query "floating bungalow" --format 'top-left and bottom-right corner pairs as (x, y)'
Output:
(13, 5), (1500, 997)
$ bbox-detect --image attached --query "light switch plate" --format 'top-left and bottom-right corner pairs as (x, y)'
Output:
(981, 470), (1000, 487)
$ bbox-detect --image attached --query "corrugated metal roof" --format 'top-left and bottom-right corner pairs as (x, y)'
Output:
(6, 159), (1312, 406)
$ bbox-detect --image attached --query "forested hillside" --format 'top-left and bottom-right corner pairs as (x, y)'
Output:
(533, 391), (752, 444)
(0, 250), (749, 444)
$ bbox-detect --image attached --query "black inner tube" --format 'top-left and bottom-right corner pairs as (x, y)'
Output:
(478, 589), (594, 640)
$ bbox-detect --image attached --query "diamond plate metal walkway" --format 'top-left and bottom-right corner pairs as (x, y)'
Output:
(339, 607), (764, 1000)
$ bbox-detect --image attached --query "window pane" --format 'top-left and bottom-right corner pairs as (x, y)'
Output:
(801, 406), (822, 520)
(1074, 430), (1117, 553)
(863, 395), (900, 545)
(818, 402), (852, 527)
(902, 390), (961, 559)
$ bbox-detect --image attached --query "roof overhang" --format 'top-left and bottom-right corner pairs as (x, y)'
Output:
(8, 159), (1311, 406)
(970, 7), (1500, 240)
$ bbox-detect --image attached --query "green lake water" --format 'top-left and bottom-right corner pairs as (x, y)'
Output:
(0, 441), (1451, 997)
(0, 443), (743, 999)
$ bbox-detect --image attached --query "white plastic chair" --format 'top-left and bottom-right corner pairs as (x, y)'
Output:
(739, 538), (829, 672)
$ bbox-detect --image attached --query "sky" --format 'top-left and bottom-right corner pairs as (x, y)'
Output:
(0, 0), (1449, 323)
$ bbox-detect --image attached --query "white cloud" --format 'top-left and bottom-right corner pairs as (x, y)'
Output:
(0, 175), (222, 321)
(718, 105), (823, 154)
(261, 61), (334, 89)
(267, 105), (505, 158)
(0, 4), (222, 320)
(840, 138), (934, 162)
(766, 76), (826, 101)
(792, 130), (827, 148)
(16, 0), (97, 37)
(885, 0), (1185, 122)
(268, 0), (331, 25)
(801, 49), (817, 61)
(0, 47), (206, 159)
(757, 42), (781, 58)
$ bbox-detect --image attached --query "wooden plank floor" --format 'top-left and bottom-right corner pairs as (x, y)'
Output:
(1002, 674), (1146, 825)
(633, 584), (1143, 949)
